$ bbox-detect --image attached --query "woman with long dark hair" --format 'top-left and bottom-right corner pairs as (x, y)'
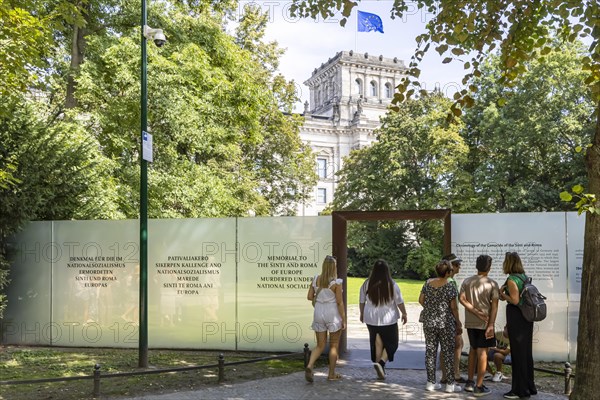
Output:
(499, 252), (537, 399)
(359, 259), (408, 380)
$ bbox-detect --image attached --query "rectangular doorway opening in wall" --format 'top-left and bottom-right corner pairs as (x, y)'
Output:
(330, 210), (452, 354)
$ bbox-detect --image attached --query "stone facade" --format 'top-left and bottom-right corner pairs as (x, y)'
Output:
(296, 50), (407, 216)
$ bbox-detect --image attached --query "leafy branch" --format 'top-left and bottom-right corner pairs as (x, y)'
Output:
(560, 184), (599, 215)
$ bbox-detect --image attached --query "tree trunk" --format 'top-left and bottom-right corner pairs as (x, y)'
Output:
(65, 24), (85, 109)
(65, 0), (90, 110)
(571, 103), (600, 399)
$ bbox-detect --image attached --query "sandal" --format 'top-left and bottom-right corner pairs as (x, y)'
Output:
(327, 373), (342, 381)
(305, 367), (314, 383)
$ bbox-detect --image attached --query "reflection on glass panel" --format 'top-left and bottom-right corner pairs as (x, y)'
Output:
(237, 216), (332, 351)
(51, 220), (139, 347)
(530, 301), (569, 361)
(3, 222), (52, 345)
(148, 218), (237, 349)
(567, 301), (579, 361)
(566, 213), (584, 302)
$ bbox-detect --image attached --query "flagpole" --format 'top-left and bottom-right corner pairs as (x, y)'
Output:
(354, 11), (358, 52)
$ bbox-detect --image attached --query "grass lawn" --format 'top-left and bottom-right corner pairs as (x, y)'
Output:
(346, 277), (423, 305)
(0, 346), (307, 399)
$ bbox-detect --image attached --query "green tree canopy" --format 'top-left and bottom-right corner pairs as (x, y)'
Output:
(332, 94), (468, 212)
(0, 97), (119, 316)
(463, 41), (594, 212)
(75, 3), (315, 218)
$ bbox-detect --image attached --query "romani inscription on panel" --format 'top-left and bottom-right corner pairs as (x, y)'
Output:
(155, 256), (220, 295)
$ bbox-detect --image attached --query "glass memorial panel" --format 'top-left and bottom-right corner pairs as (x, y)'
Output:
(4, 212), (581, 360)
(566, 213), (584, 362)
(531, 301), (569, 361)
(452, 212), (570, 361)
(567, 301), (579, 362)
(566, 212), (585, 302)
(148, 218), (237, 349)
(51, 220), (138, 347)
(452, 212), (568, 299)
(237, 216), (332, 351)
(2, 222), (52, 345)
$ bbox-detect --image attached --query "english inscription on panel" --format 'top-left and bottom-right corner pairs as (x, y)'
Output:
(256, 255), (316, 290)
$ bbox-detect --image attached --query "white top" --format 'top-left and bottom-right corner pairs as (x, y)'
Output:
(359, 279), (404, 326)
(312, 275), (343, 304)
(311, 275), (344, 333)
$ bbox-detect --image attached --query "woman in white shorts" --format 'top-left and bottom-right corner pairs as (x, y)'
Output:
(305, 255), (346, 382)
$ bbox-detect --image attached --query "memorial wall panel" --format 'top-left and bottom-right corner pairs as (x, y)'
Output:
(147, 218), (237, 349)
(567, 301), (579, 362)
(2, 222), (52, 345)
(565, 213), (585, 361)
(2, 213), (581, 360)
(237, 216), (332, 352)
(566, 213), (585, 302)
(51, 220), (139, 347)
(530, 301), (569, 360)
(452, 212), (571, 361)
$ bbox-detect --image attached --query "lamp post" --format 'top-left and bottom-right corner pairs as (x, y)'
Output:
(139, 2), (165, 369)
(139, 0), (149, 368)
(139, 0), (166, 368)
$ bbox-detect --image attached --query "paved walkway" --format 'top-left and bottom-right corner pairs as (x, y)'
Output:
(118, 305), (567, 400)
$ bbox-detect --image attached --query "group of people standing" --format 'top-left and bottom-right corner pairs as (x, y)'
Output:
(305, 252), (537, 400)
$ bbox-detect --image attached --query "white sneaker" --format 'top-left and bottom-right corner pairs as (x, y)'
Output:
(445, 383), (463, 393)
(425, 382), (442, 391)
(492, 372), (504, 382)
(483, 372), (493, 380)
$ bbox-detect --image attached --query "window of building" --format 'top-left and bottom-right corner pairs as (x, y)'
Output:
(385, 83), (393, 98)
(317, 188), (327, 204)
(317, 158), (327, 179)
(370, 81), (378, 97)
(355, 79), (363, 96)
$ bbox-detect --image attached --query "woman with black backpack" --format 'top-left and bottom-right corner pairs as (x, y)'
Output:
(499, 252), (538, 399)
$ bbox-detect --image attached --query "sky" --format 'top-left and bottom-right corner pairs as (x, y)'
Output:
(234, 0), (468, 112)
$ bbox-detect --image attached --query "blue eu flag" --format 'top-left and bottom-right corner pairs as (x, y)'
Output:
(357, 10), (384, 33)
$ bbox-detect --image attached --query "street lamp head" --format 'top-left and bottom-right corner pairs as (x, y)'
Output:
(143, 25), (166, 47)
